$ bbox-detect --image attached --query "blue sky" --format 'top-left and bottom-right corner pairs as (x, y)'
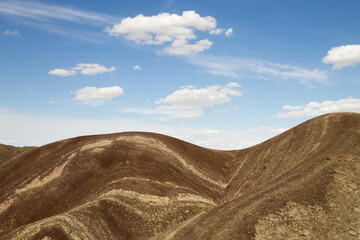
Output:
(0, 0), (360, 149)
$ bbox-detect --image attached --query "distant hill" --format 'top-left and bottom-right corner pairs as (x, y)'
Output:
(0, 144), (35, 166)
(0, 113), (359, 240)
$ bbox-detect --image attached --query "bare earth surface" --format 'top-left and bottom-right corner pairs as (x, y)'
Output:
(0, 113), (359, 239)
(0, 144), (35, 166)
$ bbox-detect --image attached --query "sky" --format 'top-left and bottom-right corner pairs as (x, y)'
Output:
(0, 0), (360, 149)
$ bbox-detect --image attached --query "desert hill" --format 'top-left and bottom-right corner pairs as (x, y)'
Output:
(0, 112), (359, 239)
(0, 144), (35, 166)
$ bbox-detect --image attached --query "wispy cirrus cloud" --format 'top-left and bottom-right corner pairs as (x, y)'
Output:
(188, 55), (328, 86)
(3, 29), (20, 36)
(0, 0), (117, 24)
(0, 0), (119, 42)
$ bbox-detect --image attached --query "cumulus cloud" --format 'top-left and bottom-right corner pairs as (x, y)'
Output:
(225, 28), (233, 37)
(133, 65), (141, 70)
(48, 63), (115, 76)
(274, 97), (360, 118)
(188, 55), (328, 86)
(73, 63), (116, 75)
(105, 11), (230, 55)
(4, 30), (20, 36)
(105, 11), (216, 43)
(210, 28), (224, 35)
(162, 39), (213, 55)
(122, 83), (242, 120)
(74, 86), (124, 101)
(322, 45), (360, 69)
(156, 82), (242, 109)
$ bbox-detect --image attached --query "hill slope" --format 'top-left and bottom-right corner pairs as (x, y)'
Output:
(0, 113), (359, 239)
(0, 144), (35, 166)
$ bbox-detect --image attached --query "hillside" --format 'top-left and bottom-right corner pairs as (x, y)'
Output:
(0, 112), (359, 239)
(0, 144), (35, 166)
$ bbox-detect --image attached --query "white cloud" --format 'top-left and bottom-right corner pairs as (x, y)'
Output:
(105, 10), (231, 55)
(274, 97), (360, 118)
(155, 82), (242, 109)
(0, 0), (119, 42)
(105, 11), (216, 44)
(162, 39), (213, 55)
(48, 69), (77, 77)
(210, 28), (224, 35)
(48, 63), (115, 76)
(133, 65), (142, 71)
(0, 0), (116, 25)
(188, 55), (328, 85)
(122, 82), (242, 120)
(322, 45), (360, 69)
(73, 63), (116, 75)
(225, 28), (233, 37)
(74, 86), (124, 101)
(4, 30), (20, 36)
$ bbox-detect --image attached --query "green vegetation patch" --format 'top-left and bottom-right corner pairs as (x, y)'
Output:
(193, 204), (216, 215)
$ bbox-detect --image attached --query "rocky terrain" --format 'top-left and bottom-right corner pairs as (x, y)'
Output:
(0, 112), (359, 239)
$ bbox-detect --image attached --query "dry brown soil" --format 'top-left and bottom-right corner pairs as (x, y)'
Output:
(0, 113), (359, 239)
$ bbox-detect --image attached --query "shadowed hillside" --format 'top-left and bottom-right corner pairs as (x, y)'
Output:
(0, 113), (359, 239)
